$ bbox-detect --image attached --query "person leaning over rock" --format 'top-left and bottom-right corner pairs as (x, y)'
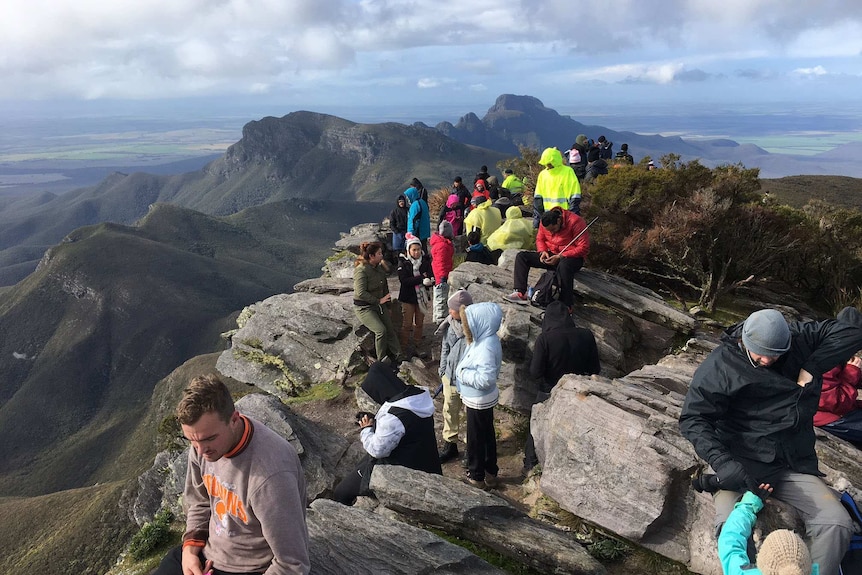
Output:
(505, 207), (589, 308)
(153, 374), (310, 575)
(679, 308), (862, 575)
(532, 147), (582, 227)
(456, 301), (504, 489)
(523, 301), (600, 474)
(436, 289), (473, 464)
(353, 241), (401, 365)
(332, 362), (442, 505)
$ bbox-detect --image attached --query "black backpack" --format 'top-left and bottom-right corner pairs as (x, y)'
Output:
(840, 491), (862, 574)
(530, 270), (559, 308)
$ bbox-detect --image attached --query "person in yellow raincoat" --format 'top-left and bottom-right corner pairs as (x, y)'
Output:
(532, 147), (582, 228)
(486, 205), (536, 254)
(463, 196), (502, 244)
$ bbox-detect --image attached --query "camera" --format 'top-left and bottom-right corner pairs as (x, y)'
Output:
(355, 411), (375, 425)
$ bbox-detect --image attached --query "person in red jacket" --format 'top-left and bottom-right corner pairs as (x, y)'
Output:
(430, 221), (455, 323)
(814, 306), (862, 448)
(505, 207), (589, 308)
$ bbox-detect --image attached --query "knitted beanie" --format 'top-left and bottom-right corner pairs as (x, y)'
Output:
(405, 233), (422, 250)
(742, 309), (791, 357)
(448, 289), (473, 311)
(756, 529), (811, 575)
(438, 220), (454, 239)
(575, 134), (588, 146)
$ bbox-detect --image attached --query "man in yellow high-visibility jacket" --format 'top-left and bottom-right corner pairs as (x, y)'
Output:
(532, 147), (582, 228)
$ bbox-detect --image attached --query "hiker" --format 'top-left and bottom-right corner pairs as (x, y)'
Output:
(473, 165), (491, 187)
(438, 191), (464, 236)
(614, 143), (634, 165)
(333, 362), (441, 505)
(397, 234), (433, 358)
(473, 179), (491, 202)
(430, 221), (455, 323)
(153, 374), (309, 575)
(814, 306), (862, 448)
(410, 177), (428, 202)
(404, 186), (430, 253)
(532, 147), (582, 227)
(354, 242), (401, 365)
(585, 140), (609, 183)
(501, 168), (525, 195)
(505, 207), (589, 308)
(647, 160), (657, 170)
(568, 135), (589, 182)
(719, 484), (820, 575)
(463, 195), (502, 244)
(464, 230), (497, 266)
(523, 301), (600, 474)
(456, 301), (504, 489)
(389, 194), (409, 256)
(437, 289), (473, 463)
(597, 135), (613, 159)
(486, 175), (501, 200)
(486, 205), (536, 253)
(452, 176), (471, 208)
(679, 308), (862, 575)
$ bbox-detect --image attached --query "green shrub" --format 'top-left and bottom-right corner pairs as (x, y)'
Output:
(128, 508), (176, 560)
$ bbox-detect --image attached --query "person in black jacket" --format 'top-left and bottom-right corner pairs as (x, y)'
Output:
(679, 308), (862, 575)
(397, 235), (433, 355)
(389, 194), (409, 255)
(333, 362), (441, 505)
(523, 301), (600, 473)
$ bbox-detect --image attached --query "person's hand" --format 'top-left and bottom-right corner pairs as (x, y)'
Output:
(849, 356), (862, 369)
(181, 547), (205, 575)
(711, 455), (753, 491)
(797, 368), (813, 387)
(379, 293), (391, 304)
(539, 251), (550, 264)
(358, 415), (374, 429)
(423, 277), (434, 287)
(547, 254), (561, 265)
(751, 482), (773, 502)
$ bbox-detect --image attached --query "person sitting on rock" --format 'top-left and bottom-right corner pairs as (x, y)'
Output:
(464, 230), (497, 266)
(463, 195), (502, 245)
(523, 301), (600, 474)
(455, 302), (504, 489)
(487, 205), (536, 255)
(532, 147), (582, 227)
(718, 484), (820, 575)
(332, 362), (441, 505)
(501, 168), (525, 196)
(679, 308), (862, 575)
(437, 289), (473, 464)
(505, 207), (589, 308)
(814, 306), (862, 448)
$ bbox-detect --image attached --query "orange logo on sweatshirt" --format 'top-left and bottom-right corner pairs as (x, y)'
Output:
(203, 474), (249, 524)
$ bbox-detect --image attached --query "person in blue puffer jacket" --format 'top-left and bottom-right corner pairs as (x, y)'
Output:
(404, 186), (431, 253)
(455, 301), (503, 489)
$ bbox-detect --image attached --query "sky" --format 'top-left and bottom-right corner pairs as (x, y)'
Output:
(2, 0), (862, 123)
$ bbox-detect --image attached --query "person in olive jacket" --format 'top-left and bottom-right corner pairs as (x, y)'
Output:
(679, 308), (862, 575)
(353, 242), (401, 364)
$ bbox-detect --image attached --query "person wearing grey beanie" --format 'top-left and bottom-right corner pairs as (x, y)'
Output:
(680, 307), (862, 575)
(436, 289), (474, 464)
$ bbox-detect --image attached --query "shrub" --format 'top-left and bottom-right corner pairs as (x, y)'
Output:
(128, 508), (175, 560)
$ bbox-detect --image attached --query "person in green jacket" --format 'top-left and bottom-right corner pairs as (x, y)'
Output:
(501, 169), (525, 195)
(718, 484), (819, 575)
(353, 242), (401, 364)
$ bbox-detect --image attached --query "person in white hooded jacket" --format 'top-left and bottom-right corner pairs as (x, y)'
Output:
(333, 362), (442, 505)
(455, 301), (503, 488)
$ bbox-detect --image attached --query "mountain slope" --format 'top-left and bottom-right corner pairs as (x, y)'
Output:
(0, 199), (387, 495)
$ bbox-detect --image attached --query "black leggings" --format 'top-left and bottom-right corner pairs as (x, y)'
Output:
(152, 546), (261, 575)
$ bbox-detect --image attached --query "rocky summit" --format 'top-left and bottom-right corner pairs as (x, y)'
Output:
(122, 221), (862, 575)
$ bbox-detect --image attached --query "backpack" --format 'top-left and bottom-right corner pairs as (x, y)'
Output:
(530, 270), (559, 308)
(840, 491), (862, 574)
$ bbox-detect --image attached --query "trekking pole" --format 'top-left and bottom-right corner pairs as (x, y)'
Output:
(556, 216), (599, 255)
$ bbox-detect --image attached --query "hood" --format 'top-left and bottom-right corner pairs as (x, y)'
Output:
(505, 205), (523, 219)
(542, 301), (575, 332)
(837, 306), (862, 328)
(396, 193), (408, 206)
(462, 301), (503, 343)
(474, 179), (487, 189)
(447, 194), (460, 208)
(390, 388), (435, 418)
(576, 134), (588, 146)
(539, 147), (564, 167)
(362, 362), (408, 404)
(404, 187), (419, 203)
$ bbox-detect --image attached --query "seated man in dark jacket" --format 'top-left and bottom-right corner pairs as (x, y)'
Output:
(333, 362), (442, 505)
(679, 308), (862, 575)
(523, 301), (600, 473)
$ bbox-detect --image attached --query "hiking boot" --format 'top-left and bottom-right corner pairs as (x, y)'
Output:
(439, 441), (459, 463)
(504, 290), (529, 304)
(484, 473), (499, 489)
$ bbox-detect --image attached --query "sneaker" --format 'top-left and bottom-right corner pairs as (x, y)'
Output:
(484, 473), (499, 489)
(466, 476), (488, 490)
(504, 290), (529, 304)
(438, 441), (459, 464)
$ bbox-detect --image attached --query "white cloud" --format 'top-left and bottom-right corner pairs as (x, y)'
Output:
(793, 65), (828, 77)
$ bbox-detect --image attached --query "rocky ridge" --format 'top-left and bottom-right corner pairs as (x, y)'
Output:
(125, 221), (861, 575)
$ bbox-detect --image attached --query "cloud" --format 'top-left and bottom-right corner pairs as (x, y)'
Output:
(674, 68), (711, 82)
(793, 65), (828, 77)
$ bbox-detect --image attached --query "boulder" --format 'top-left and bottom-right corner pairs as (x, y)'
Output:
(334, 222), (389, 253)
(295, 277), (355, 294)
(216, 292), (365, 398)
(323, 252), (358, 279)
(370, 465), (607, 575)
(307, 498), (504, 574)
